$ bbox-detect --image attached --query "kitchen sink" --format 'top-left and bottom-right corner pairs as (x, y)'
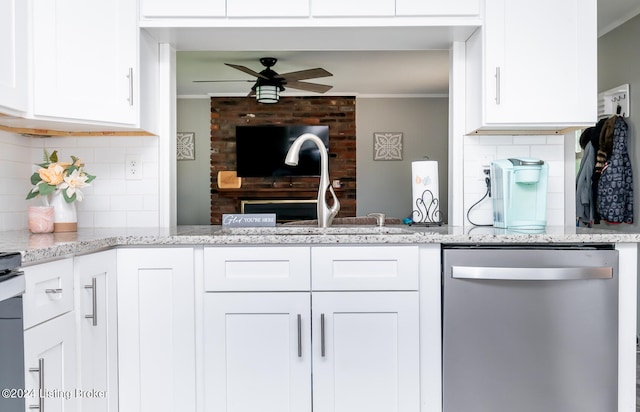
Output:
(220, 225), (411, 236)
(284, 216), (404, 226)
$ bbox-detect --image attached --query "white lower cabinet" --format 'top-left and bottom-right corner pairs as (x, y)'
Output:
(203, 245), (421, 412)
(204, 292), (312, 412)
(117, 248), (196, 412)
(312, 291), (420, 412)
(204, 290), (419, 412)
(24, 311), (77, 412)
(74, 250), (118, 412)
(22, 258), (77, 412)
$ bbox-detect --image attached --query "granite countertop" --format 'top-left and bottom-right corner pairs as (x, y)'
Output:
(1, 225), (639, 265)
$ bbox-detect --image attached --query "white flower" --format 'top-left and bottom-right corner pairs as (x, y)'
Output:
(59, 169), (90, 201)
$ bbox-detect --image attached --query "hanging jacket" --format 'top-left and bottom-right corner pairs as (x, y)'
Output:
(593, 116), (617, 222)
(588, 118), (606, 223)
(597, 116), (633, 224)
(576, 140), (596, 226)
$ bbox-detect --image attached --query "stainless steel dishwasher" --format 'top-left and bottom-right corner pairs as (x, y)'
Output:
(442, 245), (618, 412)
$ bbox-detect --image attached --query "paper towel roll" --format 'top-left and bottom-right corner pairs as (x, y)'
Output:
(412, 161), (439, 223)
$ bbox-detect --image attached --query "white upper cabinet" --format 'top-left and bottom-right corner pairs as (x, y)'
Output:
(466, 0), (597, 132)
(0, 0), (27, 113)
(311, 0), (394, 17)
(141, 0), (225, 18)
(140, 0), (479, 19)
(396, 0), (480, 16)
(228, 0), (309, 17)
(31, 0), (138, 126)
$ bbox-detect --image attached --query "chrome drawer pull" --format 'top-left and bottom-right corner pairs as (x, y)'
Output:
(321, 313), (326, 357)
(44, 288), (62, 294)
(297, 314), (302, 358)
(84, 277), (97, 326)
(29, 358), (44, 412)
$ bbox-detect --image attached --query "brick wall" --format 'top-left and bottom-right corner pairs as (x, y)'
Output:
(210, 96), (356, 224)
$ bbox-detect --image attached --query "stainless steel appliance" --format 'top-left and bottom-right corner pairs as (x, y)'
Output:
(0, 252), (25, 412)
(442, 245), (618, 412)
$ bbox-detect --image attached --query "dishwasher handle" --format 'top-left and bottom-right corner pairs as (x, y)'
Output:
(451, 265), (613, 281)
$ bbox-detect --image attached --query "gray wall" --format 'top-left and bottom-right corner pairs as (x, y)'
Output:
(598, 14), (640, 231)
(176, 97), (449, 224)
(598, 14), (640, 336)
(356, 98), (449, 222)
(177, 98), (212, 225)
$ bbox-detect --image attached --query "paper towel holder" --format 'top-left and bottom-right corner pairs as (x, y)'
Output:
(410, 188), (443, 226)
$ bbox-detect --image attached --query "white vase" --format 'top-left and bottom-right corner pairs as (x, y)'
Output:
(48, 190), (77, 232)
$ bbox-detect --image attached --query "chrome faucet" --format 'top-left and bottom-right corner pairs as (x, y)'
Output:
(285, 133), (340, 228)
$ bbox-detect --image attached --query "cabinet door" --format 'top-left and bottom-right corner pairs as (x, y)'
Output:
(24, 311), (77, 412)
(32, 0), (137, 125)
(396, 0), (480, 16)
(75, 250), (118, 412)
(480, 0), (596, 127)
(227, 0), (309, 17)
(312, 292), (420, 412)
(141, 0), (225, 17)
(311, 0), (394, 16)
(0, 0), (27, 112)
(204, 292), (312, 412)
(117, 248), (195, 412)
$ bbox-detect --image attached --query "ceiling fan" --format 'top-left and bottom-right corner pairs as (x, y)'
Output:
(194, 57), (333, 103)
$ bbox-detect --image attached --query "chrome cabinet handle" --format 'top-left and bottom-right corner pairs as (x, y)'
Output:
(320, 314), (326, 357)
(84, 277), (97, 326)
(44, 288), (62, 294)
(29, 358), (44, 412)
(495, 67), (501, 104)
(127, 67), (134, 106)
(297, 314), (302, 358)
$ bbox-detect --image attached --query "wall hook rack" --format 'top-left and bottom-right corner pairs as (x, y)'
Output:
(599, 84), (630, 118)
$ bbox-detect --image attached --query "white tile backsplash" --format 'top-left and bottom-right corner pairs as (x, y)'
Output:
(0, 132), (35, 230)
(0, 131), (160, 230)
(463, 134), (566, 226)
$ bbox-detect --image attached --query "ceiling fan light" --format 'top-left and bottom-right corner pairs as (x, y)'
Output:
(256, 84), (279, 104)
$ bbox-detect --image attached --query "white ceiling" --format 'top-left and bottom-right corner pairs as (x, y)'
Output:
(173, 2), (640, 98)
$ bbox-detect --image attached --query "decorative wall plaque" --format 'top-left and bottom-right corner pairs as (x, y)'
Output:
(177, 132), (195, 160)
(373, 132), (403, 161)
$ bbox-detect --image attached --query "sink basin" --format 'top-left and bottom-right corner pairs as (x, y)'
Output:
(221, 225), (411, 236)
(284, 216), (404, 226)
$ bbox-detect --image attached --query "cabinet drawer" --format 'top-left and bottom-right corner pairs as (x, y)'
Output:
(22, 258), (74, 329)
(204, 247), (311, 291)
(311, 246), (419, 291)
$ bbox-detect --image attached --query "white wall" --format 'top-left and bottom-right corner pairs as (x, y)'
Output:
(463, 134), (566, 226)
(0, 131), (160, 230)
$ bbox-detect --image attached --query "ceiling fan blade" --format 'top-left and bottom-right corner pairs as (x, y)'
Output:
(192, 80), (254, 83)
(280, 68), (333, 81)
(285, 80), (333, 93)
(225, 63), (269, 80)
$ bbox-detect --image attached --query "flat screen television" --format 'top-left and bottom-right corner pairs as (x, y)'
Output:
(235, 125), (329, 177)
